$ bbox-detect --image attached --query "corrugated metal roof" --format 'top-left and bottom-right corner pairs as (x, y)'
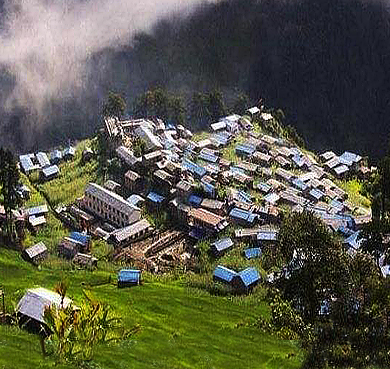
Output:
(244, 248), (262, 259)
(188, 195), (203, 206)
(257, 231), (278, 241)
(238, 267), (260, 287)
(26, 204), (49, 216)
(213, 266), (237, 282)
(118, 269), (141, 283)
(199, 151), (218, 163)
(24, 242), (47, 259)
(212, 238), (234, 252)
(36, 152), (50, 168)
(42, 165), (59, 178)
(229, 208), (256, 223)
(147, 192), (165, 204)
(69, 232), (90, 246)
(17, 287), (74, 323)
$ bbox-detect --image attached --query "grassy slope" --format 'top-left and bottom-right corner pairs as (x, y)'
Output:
(0, 249), (303, 369)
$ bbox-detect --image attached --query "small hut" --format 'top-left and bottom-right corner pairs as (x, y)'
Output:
(117, 269), (141, 288)
(22, 242), (48, 264)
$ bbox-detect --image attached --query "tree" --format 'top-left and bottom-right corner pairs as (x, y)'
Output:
(189, 92), (211, 128)
(0, 148), (22, 243)
(231, 93), (250, 115)
(102, 91), (126, 119)
(278, 211), (348, 322)
(207, 89), (226, 122)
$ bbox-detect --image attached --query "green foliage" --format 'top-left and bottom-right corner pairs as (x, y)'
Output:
(132, 137), (147, 157)
(133, 87), (186, 125)
(0, 248), (303, 369)
(0, 148), (22, 242)
(102, 92), (126, 119)
(335, 179), (371, 209)
(44, 290), (128, 363)
(231, 93), (250, 115)
(256, 289), (313, 344)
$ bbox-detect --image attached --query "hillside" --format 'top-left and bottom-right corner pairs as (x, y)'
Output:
(0, 248), (303, 369)
(1, 0), (390, 159)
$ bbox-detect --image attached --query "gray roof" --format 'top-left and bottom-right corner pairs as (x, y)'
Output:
(116, 146), (141, 166)
(17, 287), (74, 323)
(24, 242), (47, 259)
(85, 183), (140, 218)
(109, 219), (152, 243)
(42, 165), (59, 178)
(36, 152), (50, 168)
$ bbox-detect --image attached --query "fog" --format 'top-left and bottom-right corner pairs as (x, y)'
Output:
(0, 0), (211, 113)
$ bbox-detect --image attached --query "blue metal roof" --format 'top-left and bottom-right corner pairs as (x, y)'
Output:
(244, 247), (262, 259)
(237, 190), (252, 203)
(50, 150), (62, 162)
(256, 182), (271, 193)
(147, 192), (165, 204)
(344, 231), (363, 250)
(69, 232), (90, 247)
(213, 266), (237, 282)
(26, 205), (48, 216)
(182, 159), (207, 178)
(188, 194), (203, 206)
(229, 208), (256, 223)
(340, 151), (361, 165)
(63, 146), (76, 157)
(238, 267), (260, 287)
(212, 133), (229, 145)
(309, 188), (325, 200)
(212, 238), (234, 252)
(201, 181), (215, 196)
(292, 155), (305, 168)
(118, 269), (141, 283)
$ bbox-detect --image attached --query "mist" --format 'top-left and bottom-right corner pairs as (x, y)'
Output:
(0, 0), (211, 113)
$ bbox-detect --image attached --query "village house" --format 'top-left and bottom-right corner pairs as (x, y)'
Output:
(19, 154), (40, 175)
(108, 219), (153, 247)
(17, 287), (76, 335)
(104, 180), (121, 194)
(116, 146), (141, 168)
(22, 242), (48, 264)
(40, 165), (60, 182)
(73, 253), (98, 269)
(124, 170), (143, 192)
(50, 150), (63, 165)
(83, 183), (141, 227)
(63, 146), (76, 161)
(188, 208), (228, 234)
(36, 152), (50, 168)
(176, 180), (193, 200)
(210, 237), (234, 256)
(201, 198), (225, 215)
(118, 269), (141, 287)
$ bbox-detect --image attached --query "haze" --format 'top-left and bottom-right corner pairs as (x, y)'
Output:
(0, 0), (212, 112)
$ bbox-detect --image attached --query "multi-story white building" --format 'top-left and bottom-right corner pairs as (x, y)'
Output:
(83, 183), (141, 227)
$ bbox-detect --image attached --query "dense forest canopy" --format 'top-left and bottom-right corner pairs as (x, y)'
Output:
(1, 0), (390, 158)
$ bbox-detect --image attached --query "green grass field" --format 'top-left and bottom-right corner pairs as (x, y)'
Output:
(0, 249), (304, 369)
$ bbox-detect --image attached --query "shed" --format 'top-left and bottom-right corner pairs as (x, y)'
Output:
(17, 287), (75, 335)
(62, 146), (76, 161)
(118, 269), (141, 287)
(22, 242), (48, 264)
(104, 180), (121, 194)
(213, 265), (237, 284)
(40, 165), (59, 181)
(36, 152), (50, 168)
(233, 267), (260, 290)
(210, 237), (234, 256)
(73, 253), (98, 268)
(69, 232), (91, 251)
(50, 150), (62, 164)
(244, 247), (262, 259)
